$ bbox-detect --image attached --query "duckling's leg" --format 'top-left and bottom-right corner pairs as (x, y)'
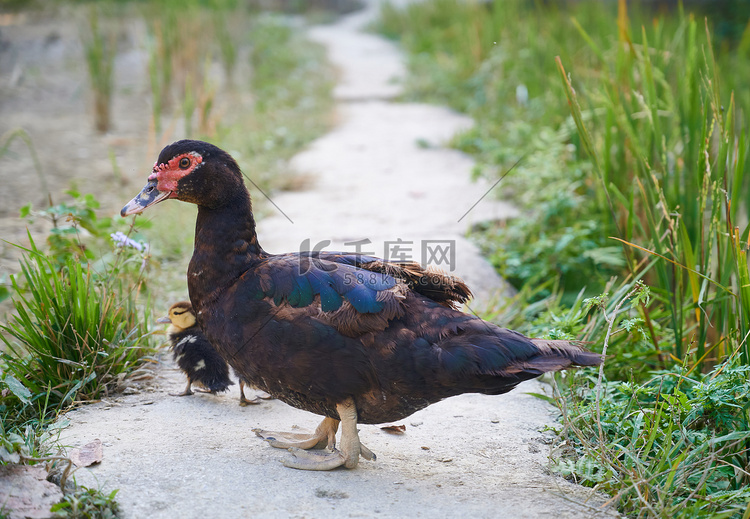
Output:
(282, 398), (376, 471)
(239, 380), (261, 406)
(254, 417), (339, 450)
(170, 378), (193, 397)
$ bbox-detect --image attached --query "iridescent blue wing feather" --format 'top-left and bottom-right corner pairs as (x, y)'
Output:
(254, 254), (397, 314)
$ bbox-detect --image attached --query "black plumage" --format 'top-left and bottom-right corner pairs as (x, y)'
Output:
(159, 301), (233, 396)
(124, 140), (601, 471)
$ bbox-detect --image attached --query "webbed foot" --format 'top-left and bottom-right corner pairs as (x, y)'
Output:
(253, 416), (338, 450)
(283, 447), (350, 470)
(258, 398), (375, 471)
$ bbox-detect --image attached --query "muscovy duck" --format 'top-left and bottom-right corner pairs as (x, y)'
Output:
(159, 301), (263, 406)
(123, 140), (601, 471)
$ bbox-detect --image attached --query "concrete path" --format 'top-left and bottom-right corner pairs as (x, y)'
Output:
(60, 3), (617, 517)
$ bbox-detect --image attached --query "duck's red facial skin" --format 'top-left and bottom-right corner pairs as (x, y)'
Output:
(120, 151), (204, 216)
(148, 152), (204, 193)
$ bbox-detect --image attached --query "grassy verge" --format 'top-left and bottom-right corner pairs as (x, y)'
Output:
(0, 197), (155, 518)
(376, 0), (750, 516)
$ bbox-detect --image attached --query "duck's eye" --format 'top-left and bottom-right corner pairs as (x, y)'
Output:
(178, 157), (191, 169)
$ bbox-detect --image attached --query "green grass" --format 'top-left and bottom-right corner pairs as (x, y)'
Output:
(552, 7), (750, 371)
(553, 362), (750, 518)
(376, 0), (750, 516)
(50, 487), (120, 518)
(1, 232), (155, 427)
(376, 0), (750, 371)
(81, 5), (117, 133)
(0, 200), (154, 517)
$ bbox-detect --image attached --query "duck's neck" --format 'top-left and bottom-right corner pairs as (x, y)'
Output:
(188, 189), (265, 310)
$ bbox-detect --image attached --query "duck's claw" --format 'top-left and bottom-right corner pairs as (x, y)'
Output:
(253, 416), (338, 450)
(359, 443), (376, 461)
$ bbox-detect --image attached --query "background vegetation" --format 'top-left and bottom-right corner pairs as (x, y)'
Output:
(376, 0), (750, 516)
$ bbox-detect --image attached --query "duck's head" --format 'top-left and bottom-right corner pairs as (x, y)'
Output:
(121, 140), (245, 216)
(157, 301), (197, 334)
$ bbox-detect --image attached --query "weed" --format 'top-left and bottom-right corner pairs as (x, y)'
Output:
(215, 14), (335, 194)
(50, 487), (120, 518)
(81, 5), (117, 133)
(555, 11), (750, 369)
(1, 128), (49, 205)
(1, 234), (154, 416)
(20, 190), (112, 269)
(552, 356), (750, 517)
(211, 1), (239, 83)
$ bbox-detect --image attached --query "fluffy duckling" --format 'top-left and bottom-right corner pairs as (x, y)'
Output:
(159, 302), (267, 405)
(158, 301), (235, 397)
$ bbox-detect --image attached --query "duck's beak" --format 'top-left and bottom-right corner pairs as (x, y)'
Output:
(121, 179), (172, 217)
(156, 316), (172, 324)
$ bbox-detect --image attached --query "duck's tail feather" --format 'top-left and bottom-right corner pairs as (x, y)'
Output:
(529, 339), (603, 369)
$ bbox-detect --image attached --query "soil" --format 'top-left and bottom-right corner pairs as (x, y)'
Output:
(2, 1), (618, 517)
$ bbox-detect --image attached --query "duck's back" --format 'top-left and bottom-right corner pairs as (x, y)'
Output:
(202, 279), (596, 423)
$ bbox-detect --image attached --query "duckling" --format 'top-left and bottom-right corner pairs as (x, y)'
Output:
(159, 302), (267, 405)
(158, 301), (234, 397)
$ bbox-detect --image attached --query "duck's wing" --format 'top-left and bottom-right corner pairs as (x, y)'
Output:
(249, 254), (408, 332)
(252, 253), (396, 313)
(313, 252), (472, 309)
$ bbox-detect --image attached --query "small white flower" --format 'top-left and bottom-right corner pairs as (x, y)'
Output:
(111, 231), (145, 252)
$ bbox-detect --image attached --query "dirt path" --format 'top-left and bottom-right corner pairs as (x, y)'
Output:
(60, 3), (617, 517)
